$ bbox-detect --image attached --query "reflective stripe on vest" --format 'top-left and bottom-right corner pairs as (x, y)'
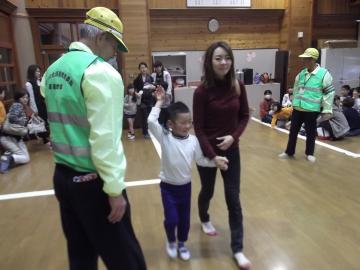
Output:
(52, 142), (91, 157)
(293, 95), (321, 104)
(48, 112), (90, 127)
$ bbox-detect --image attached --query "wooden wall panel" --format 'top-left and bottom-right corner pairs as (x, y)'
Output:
(25, 0), (117, 9)
(317, 0), (360, 14)
(252, 0), (285, 9)
(149, 0), (185, 9)
(119, 0), (151, 86)
(313, 15), (358, 41)
(281, 0), (313, 87)
(0, 12), (12, 42)
(312, 0), (359, 45)
(150, 10), (282, 51)
(279, 0), (290, 50)
(149, 0), (285, 9)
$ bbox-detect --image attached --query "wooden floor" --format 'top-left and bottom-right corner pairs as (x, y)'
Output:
(0, 120), (359, 270)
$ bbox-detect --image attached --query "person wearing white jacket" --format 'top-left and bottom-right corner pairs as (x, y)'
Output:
(151, 61), (172, 125)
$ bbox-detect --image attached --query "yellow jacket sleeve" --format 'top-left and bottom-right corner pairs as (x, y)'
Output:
(82, 60), (127, 196)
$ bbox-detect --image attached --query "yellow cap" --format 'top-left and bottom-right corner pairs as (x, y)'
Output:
(84, 7), (128, 52)
(298, 48), (319, 60)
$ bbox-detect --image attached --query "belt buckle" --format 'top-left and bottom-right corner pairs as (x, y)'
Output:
(73, 173), (98, 183)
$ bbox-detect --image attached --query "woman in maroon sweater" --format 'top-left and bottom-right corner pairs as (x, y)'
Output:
(193, 41), (251, 269)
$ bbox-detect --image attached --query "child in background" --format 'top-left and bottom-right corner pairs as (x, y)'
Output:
(342, 97), (360, 137)
(124, 83), (140, 140)
(340, 85), (352, 101)
(282, 88), (293, 107)
(148, 86), (228, 261)
(352, 87), (360, 113)
(259, 89), (274, 123)
(270, 101), (293, 128)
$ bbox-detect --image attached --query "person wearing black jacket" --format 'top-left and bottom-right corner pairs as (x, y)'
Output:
(133, 62), (155, 138)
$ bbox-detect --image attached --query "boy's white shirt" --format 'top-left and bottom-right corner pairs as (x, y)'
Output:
(148, 107), (215, 185)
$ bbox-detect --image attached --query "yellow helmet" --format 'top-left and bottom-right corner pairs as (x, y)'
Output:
(84, 7), (128, 52)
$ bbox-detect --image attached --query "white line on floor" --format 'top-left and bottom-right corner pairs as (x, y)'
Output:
(251, 117), (360, 158)
(0, 179), (161, 201)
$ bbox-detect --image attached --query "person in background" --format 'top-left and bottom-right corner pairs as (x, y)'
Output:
(282, 87), (293, 107)
(40, 7), (147, 270)
(133, 62), (155, 139)
(0, 88), (6, 129)
(124, 83), (141, 140)
(278, 48), (335, 163)
(151, 61), (172, 126)
(352, 87), (360, 113)
(342, 97), (360, 137)
(26, 64), (50, 144)
(193, 41), (251, 269)
(317, 95), (349, 140)
(340, 85), (352, 101)
(270, 101), (292, 128)
(25, 65), (41, 114)
(259, 89), (274, 123)
(148, 86), (228, 261)
(0, 90), (30, 173)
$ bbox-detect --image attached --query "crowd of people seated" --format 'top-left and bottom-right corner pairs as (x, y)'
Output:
(259, 84), (360, 141)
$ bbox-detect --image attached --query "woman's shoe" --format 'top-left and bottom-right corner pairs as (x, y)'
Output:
(234, 252), (252, 269)
(201, 221), (217, 236)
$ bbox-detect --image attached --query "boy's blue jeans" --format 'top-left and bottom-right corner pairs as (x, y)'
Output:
(160, 181), (191, 243)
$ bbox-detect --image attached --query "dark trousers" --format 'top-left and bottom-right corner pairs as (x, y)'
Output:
(140, 104), (152, 136)
(285, 109), (318, 156)
(160, 181), (191, 243)
(53, 164), (147, 270)
(197, 147), (243, 253)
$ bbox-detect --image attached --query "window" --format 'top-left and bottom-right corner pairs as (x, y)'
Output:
(0, 45), (16, 99)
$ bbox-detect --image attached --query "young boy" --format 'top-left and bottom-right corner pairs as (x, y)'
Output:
(148, 87), (228, 261)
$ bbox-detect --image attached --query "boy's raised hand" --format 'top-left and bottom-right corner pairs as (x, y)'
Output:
(155, 85), (165, 101)
(214, 156), (229, 171)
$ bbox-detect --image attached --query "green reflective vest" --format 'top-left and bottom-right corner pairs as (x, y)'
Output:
(293, 67), (328, 112)
(45, 50), (101, 172)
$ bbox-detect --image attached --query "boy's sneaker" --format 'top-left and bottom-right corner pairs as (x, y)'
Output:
(144, 134), (151, 139)
(166, 242), (177, 259)
(178, 244), (191, 261)
(0, 155), (13, 174)
(306, 155), (316, 163)
(234, 252), (252, 269)
(201, 221), (217, 236)
(278, 152), (291, 159)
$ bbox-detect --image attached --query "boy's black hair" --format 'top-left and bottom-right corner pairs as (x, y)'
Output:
(334, 95), (340, 101)
(264, 90), (272, 95)
(341, 85), (351, 91)
(166, 101), (190, 122)
(342, 97), (355, 108)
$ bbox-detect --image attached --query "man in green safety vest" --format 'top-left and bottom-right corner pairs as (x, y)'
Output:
(279, 48), (335, 162)
(40, 7), (147, 269)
